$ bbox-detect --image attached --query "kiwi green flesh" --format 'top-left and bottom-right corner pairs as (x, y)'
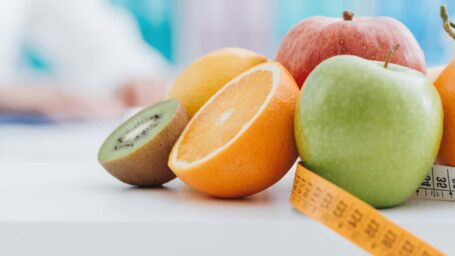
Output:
(98, 99), (179, 162)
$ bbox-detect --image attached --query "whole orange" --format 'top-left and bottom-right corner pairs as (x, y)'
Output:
(435, 60), (455, 166)
(168, 48), (267, 117)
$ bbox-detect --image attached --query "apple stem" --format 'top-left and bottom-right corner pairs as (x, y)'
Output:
(441, 5), (455, 41)
(343, 10), (354, 21)
(384, 44), (400, 69)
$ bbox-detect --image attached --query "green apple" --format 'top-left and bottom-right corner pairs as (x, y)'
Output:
(295, 55), (443, 208)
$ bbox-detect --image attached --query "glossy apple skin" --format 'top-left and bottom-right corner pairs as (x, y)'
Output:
(295, 55), (442, 208)
(276, 15), (426, 87)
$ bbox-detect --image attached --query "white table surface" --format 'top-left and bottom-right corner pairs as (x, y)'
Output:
(0, 121), (454, 256)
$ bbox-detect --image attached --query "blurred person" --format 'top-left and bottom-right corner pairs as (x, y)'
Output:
(0, 0), (171, 122)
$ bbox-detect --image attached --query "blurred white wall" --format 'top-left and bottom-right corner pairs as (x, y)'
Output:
(174, 0), (274, 68)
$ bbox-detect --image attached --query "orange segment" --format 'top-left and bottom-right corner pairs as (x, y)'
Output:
(177, 70), (273, 162)
(169, 62), (299, 198)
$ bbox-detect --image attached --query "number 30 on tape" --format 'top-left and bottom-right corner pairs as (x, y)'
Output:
(290, 163), (444, 256)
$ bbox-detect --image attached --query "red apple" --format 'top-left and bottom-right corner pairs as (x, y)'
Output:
(276, 11), (426, 87)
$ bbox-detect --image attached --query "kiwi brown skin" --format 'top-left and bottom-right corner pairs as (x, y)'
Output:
(99, 102), (188, 187)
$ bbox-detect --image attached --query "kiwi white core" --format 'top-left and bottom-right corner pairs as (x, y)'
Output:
(122, 119), (157, 142)
(98, 99), (179, 162)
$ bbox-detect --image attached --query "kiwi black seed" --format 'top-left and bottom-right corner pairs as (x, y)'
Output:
(98, 99), (188, 186)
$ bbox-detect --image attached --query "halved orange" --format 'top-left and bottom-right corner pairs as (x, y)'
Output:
(168, 62), (299, 198)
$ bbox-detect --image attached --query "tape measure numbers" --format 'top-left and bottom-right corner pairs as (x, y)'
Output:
(413, 165), (455, 201)
(290, 164), (444, 256)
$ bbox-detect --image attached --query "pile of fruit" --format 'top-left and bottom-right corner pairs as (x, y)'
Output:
(98, 7), (455, 209)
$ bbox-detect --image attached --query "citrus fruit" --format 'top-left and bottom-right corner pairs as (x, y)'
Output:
(168, 62), (299, 198)
(435, 61), (455, 166)
(168, 47), (267, 117)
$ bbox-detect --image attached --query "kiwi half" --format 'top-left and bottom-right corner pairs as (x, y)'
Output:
(98, 99), (188, 186)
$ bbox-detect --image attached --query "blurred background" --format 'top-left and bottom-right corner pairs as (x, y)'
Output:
(19, 0), (455, 76)
(111, 0), (454, 67)
(1, 0), (455, 123)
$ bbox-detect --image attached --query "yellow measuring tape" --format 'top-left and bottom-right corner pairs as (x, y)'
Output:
(290, 164), (444, 256)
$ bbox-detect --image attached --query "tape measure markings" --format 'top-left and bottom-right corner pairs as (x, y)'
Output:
(413, 165), (455, 201)
(447, 168), (452, 197)
(291, 164), (444, 256)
